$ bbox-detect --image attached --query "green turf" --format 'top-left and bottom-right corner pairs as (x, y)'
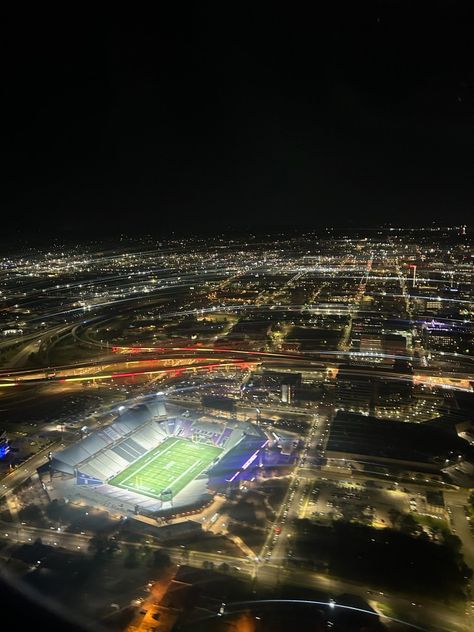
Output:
(109, 437), (222, 500)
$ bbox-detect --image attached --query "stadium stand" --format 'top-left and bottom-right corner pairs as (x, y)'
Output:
(50, 399), (268, 511)
(51, 399), (167, 479)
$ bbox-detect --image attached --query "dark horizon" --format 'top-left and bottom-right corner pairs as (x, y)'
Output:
(2, 4), (474, 236)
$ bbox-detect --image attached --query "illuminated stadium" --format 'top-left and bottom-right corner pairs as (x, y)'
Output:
(49, 398), (268, 514)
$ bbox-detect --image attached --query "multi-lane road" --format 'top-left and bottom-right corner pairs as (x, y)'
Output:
(0, 518), (468, 632)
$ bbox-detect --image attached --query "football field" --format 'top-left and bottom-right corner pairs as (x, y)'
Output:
(109, 437), (222, 500)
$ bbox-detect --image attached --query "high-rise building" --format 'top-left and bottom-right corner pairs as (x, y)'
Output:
(281, 374), (302, 404)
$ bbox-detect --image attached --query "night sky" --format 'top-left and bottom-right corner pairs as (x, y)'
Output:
(2, 4), (474, 238)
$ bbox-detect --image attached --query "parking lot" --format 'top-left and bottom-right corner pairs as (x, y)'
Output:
(300, 478), (447, 529)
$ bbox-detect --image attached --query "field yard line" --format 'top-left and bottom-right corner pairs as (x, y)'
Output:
(168, 458), (202, 490)
(120, 438), (179, 485)
(114, 446), (221, 499)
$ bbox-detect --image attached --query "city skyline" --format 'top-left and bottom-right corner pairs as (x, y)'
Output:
(0, 227), (473, 631)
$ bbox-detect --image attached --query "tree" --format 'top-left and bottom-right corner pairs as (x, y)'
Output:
(429, 523), (443, 542)
(152, 549), (170, 566)
(388, 509), (402, 528)
(46, 499), (64, 522)
(202, 560), (214, 570)
(19, 504), (45, 526)
(399, 514), (423, 537)
(124, 546), (139, 568)
(151, 549), (172, 578)
(88, 533), (110, 558)
(88, 533), (119, 558)
(443, 533), (462, 554)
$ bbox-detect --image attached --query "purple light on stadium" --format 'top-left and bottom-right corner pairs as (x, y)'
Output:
(424, 319), (456, 331)
(241, 450), (260, 471)
(225, 441), (268, 481)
